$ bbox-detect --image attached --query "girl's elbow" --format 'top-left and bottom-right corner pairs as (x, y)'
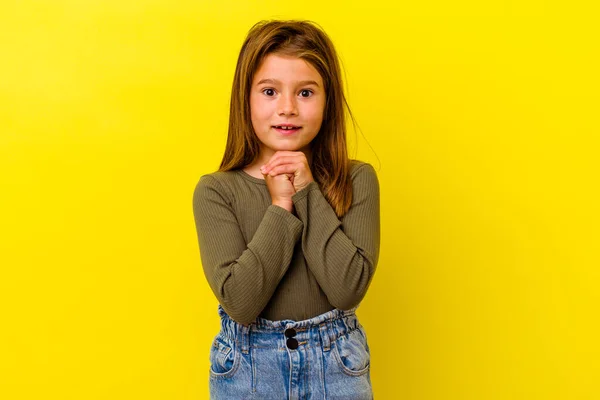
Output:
(331, 298), (360, 311)
(329, 288), (367, 310)
(330, 268), (375, 310)
(218, 301), (258, 325)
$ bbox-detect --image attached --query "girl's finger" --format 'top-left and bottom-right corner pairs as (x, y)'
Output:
(266, 151), (303, 166)
(268, 164), (297, 176)
(263, 156), (301, 172)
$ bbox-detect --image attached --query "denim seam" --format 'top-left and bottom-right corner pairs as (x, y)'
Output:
(251, 346), (256, 393)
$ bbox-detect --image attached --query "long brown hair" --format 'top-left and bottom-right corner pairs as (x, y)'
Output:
(219, 19), (356, 218)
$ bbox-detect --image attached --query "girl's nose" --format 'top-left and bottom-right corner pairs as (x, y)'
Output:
(277, 93), (298, 116)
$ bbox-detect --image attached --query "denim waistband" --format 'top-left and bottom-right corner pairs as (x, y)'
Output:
(216, 304), (361, 354)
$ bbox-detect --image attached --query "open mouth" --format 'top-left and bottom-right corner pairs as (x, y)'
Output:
(273, 125), (301, 134)
(273, 125), (301, 130)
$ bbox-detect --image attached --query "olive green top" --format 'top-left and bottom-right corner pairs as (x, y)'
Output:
(192, 160), (380, 325)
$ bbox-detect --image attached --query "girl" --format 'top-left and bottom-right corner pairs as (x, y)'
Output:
(193, 19), (380, 399)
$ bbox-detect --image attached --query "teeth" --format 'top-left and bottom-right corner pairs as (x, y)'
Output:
(277, 126), (298, 130)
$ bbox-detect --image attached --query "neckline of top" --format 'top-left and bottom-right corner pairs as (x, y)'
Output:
(235, 169), (267, 185)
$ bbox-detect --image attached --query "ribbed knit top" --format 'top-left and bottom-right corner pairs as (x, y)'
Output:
(192, 160), (380, 325)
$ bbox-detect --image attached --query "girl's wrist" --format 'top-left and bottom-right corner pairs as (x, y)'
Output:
(272, 200), (293, 212)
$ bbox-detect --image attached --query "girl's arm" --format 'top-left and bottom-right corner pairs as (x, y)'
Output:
(193, 175), (303, 325)
(291, 163), (381, 310)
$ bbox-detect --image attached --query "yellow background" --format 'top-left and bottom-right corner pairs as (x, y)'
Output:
(1, 1), (598, 399)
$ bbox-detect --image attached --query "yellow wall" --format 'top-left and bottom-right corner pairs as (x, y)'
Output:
(1, 1), (598, 399)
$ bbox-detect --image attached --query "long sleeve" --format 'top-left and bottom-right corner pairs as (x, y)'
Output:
(291, 163), (380, 310)
(192, 175), (303, 325)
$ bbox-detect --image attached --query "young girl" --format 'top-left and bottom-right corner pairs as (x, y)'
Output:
(193, 19), (380, 399)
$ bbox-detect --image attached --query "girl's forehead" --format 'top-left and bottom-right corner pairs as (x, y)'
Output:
(253, 54), (323, 85)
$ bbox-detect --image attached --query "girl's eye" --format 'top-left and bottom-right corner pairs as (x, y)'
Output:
(261, 88), (313, 97)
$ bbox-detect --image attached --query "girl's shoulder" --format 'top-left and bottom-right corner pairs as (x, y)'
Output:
(194, 169), (242, 199)
(348, 159), (376, 177)
(199, 169), (237, 181)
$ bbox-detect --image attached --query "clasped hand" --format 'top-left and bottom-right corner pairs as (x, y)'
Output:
(260, 151), (314, 210)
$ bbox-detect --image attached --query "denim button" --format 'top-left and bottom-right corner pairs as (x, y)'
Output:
(284, 328), (296, 338)
(286, 337), (299, 349)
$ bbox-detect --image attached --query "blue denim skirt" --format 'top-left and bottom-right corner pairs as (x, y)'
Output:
(208, 304), (373, 399)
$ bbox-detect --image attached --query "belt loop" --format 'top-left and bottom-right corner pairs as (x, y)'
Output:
(239, 323), (250, 354)
(319, 322), (331, 352)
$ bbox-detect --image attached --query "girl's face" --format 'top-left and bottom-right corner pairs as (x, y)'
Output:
(249, 53), (325, 159)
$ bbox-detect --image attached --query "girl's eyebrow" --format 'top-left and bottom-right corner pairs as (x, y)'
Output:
(256, 78), (320, 87)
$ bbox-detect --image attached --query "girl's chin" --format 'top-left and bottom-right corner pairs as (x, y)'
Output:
(266, 145), (301, 152)
(260, 138), (312, 153)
